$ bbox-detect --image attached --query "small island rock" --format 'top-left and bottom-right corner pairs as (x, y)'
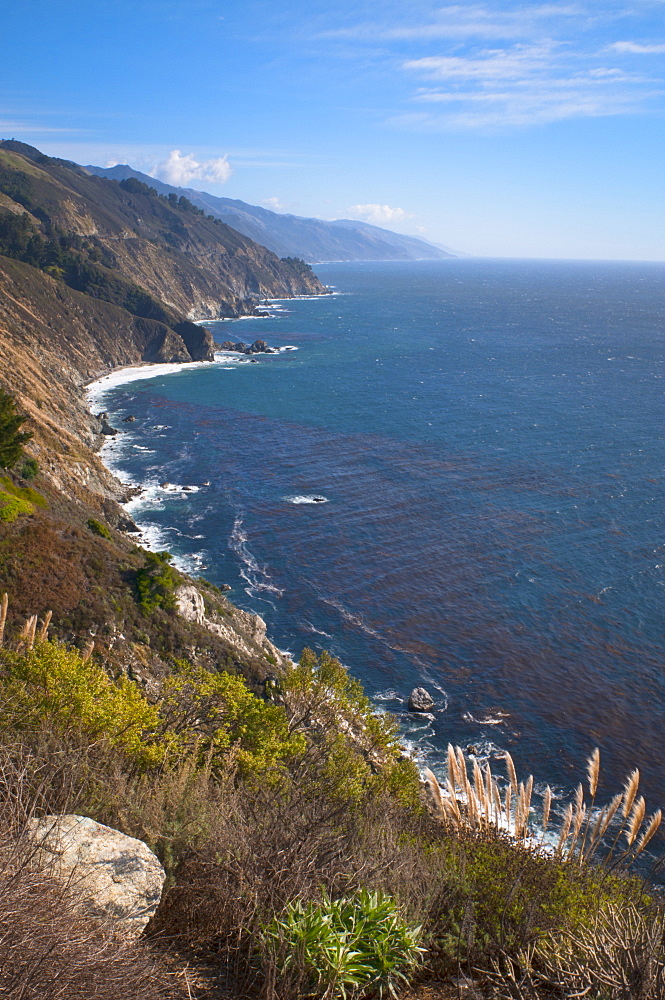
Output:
(408, 687), (435, 712)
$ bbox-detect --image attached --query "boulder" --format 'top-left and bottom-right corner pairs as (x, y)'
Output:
(122, 415), (136, 422)
(29, 815), (165, 940)
(408, 687), (435, 712)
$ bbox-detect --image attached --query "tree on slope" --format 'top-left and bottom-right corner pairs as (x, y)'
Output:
(0, 390), (32, 469)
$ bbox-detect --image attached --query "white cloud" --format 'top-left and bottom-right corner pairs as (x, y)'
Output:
(346, 203), (412, 225)
(398, 23), (663, 130)
(609, 40), (665, 54)
(262, 196), (286, 211)
(151, 149), (232, 186)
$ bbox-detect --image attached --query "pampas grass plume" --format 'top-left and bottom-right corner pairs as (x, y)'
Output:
(622, 769), (640, 819)
(587, 748), (600, 797)
(636, 809), (662, 856)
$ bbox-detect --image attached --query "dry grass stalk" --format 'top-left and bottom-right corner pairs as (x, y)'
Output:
(556, 803), (573, 854)
(504, 785), (512, 830)
(473, 760), (484, 806)
(542, 786), (552, 835)
(567, 804), (587, 857)
(447, 744), (460, 790)
(81, 639), (95, 663)
(38, 609), (52, 642)
(423, 767), (445, 817)
(0, 593), (7, 647)
(504, 751), (518, 796)
(18, 613), (38, 650)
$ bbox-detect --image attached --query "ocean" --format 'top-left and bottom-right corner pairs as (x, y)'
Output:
(91, 258), (665, 810)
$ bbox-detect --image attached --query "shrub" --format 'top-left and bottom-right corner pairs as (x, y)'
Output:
(0, 389), (32, 470)
(0, 640), (167, 766)
(86, 517), (112, 539)
(0, 477), (45, 522)
(19, 456), (39, 480)
(261, 888), (425, 999)
(0, 750), (182, 1000)
(279, 648), (421, 807)
(160, 659), (306, 778)
(135, 550), (179, 613)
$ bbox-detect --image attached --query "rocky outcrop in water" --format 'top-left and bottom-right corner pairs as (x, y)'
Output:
(219, 338), (279, 354)
(408, 687), (435, 712)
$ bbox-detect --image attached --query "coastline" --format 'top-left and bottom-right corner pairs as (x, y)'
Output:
(86, 359), (216, 411)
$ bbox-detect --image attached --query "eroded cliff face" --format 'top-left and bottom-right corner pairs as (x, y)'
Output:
(0, 143), (327, 505)
(0, 257), (198, 504)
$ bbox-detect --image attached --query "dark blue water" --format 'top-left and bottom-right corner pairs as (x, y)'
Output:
(97, 259), (665, 805)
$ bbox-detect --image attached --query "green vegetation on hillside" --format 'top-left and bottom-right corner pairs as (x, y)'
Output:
(0, 389), (32, 470)
(0, 477), (45, 523)
(0, 602), (662, 998)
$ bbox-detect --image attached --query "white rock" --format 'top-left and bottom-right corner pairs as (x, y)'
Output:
(29, 814), (165, 940)
(175, 583), (206, 624)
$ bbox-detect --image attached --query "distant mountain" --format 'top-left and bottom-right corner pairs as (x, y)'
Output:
(86, 164), (454, 263)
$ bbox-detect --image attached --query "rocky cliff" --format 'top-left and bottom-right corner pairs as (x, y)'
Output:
(0, 141), (327, 317)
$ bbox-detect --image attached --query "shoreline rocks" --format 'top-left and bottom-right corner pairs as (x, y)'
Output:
(219, 338), (280, 355)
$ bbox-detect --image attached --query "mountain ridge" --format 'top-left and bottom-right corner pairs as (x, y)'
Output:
(85, 163), (454, 263)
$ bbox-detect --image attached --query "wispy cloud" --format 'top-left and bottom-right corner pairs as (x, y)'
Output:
(323, 4), (583, 42)
(318, 1), (665, 131)
(151, 149), (232, 186)
(609, 40), (665, 53)
(404, 42), (560, 81)
(0, 118), (85, 135)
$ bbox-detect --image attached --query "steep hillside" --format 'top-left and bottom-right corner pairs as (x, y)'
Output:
(87, 163), (454, 263)
(0, 255), (191, 505)
(0, 141), (327, 319)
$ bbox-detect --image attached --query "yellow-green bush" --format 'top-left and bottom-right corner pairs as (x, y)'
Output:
(0, 476), (46, 522)
(161, 660), (306, 777)
(0, 640), (166, 765)
(0, 641), (306, 777)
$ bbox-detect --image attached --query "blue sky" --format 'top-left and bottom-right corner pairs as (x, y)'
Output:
(2, 0), (664, 258)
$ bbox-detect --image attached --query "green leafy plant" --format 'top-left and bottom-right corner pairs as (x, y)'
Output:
(280, 649), (421, 807)
(0, 639), (167, 766)
(160, 660), (306, 777)
(261, 888), (425, 998)
(86, 517), (112, 540)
